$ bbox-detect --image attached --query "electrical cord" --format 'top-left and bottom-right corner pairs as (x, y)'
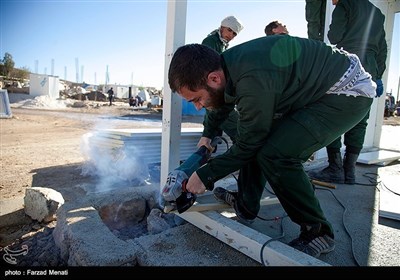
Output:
(259, 212), (288, 266)
(360, 172), (380, 187)
(315, 186), (361, 266)
(228, 171), (289, 266)
(346, 171), (381, 187)
(215, 136), (362, 265)
(228, 172), (362, 266)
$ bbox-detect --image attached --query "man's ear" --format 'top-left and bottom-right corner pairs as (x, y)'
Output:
(206, 70), (222, 87)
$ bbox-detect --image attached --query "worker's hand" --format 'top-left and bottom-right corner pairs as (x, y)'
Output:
(186, 172), (206, 195)
(375, 79), (384, 97)
(197, 137), (214, 152)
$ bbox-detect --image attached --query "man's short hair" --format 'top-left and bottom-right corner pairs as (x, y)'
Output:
(168, 44), (221, 92)
(264, 20), (279, 36)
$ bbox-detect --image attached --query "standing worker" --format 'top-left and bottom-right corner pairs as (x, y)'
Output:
(107, 87), (114, 106)
(168, 36), (376, 257)
(202, 15), (243, 54)
(305, 0), (327, 41)
(201, 16), (244, 143)
(308, 0), (388, 185)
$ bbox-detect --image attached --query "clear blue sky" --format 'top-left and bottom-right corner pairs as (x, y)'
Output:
(0, 0), (398, 95)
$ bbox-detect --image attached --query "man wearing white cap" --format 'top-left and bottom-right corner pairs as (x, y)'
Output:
(201, 16), (244, 143)
(202, 15), (244, 56)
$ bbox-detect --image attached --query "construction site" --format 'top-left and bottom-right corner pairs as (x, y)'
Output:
(1, 0), (400, 272)
(1, 88), (399, 269)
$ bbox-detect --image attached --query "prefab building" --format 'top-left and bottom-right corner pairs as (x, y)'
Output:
(104, 84), (139, 99)
(29, 73), (60, 99)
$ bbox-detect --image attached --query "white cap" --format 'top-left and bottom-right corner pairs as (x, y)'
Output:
(221, 16), (244, 34)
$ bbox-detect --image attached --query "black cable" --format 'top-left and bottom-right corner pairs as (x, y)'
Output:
(227, 169), (289, 266)
(315, 186), (361, 266)
(259, 212), (288, 266)
(226, 172), (362, 265)
(354, 172), (380, 187)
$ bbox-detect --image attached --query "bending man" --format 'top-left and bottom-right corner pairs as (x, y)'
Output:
(168, 36), (376, 258)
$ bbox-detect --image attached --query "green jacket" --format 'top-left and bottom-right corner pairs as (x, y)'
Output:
(197, 35), (351, 187)
(202, 29), (227, 54)
(327, 0), (387, 80)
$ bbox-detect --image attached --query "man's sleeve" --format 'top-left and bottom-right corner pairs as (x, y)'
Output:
(327, 4), (347, 44)
(376, 30), (388, 79)
(197, 74), (277, 185)
(202, 36), (218, 50)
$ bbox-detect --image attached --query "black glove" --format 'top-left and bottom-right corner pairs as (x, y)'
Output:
(375, 79), (384, 97)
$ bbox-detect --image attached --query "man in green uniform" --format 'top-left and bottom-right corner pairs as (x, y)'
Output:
(308, 0), (387, 185)
(202, 15), (243, 54)
(168, 35), (376, 258)
(305, 0), (326, 41)
(201, 15), (244, 142)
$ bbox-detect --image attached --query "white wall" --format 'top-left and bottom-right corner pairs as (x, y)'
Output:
(105, 84), (139, 99)
(29, 73), (60, 99)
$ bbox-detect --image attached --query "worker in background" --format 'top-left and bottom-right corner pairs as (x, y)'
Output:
(107, 87), (114, 106)
(264, 20), (289, 36)
(305, 0), (326, 41)
(201, 15), (244, 143)
(168, 36), (376, 257)
(308, 0), (388, 185)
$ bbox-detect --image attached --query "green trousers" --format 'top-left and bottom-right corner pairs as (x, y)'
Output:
(326, 108), (371, 154)
(237, 94), (373, 235)
(305, 0), (326, 41)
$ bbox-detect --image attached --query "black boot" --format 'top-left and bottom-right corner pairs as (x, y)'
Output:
(308, 151), (344, 184)
(343, 152), (359, 185)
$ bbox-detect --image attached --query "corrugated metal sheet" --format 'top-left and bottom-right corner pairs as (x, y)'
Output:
(87, 127), (232, 165)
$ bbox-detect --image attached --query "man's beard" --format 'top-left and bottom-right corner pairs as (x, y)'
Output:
(204, 85), (225, 110)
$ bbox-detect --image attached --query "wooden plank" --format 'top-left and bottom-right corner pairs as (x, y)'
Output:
(164, 197), (279, 213)
(178, 210), (330, 266)
(311, 179), (336, 189)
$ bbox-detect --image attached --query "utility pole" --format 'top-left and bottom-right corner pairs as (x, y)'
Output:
(105, 65), (109, 94)
(75, 58), (79, 83)
(34, 60), (38, 74)
(94, 72), (97, 101)
(51, 59), (54, 76)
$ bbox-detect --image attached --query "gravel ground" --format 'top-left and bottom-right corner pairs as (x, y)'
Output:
(1, 221), (67, 267)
